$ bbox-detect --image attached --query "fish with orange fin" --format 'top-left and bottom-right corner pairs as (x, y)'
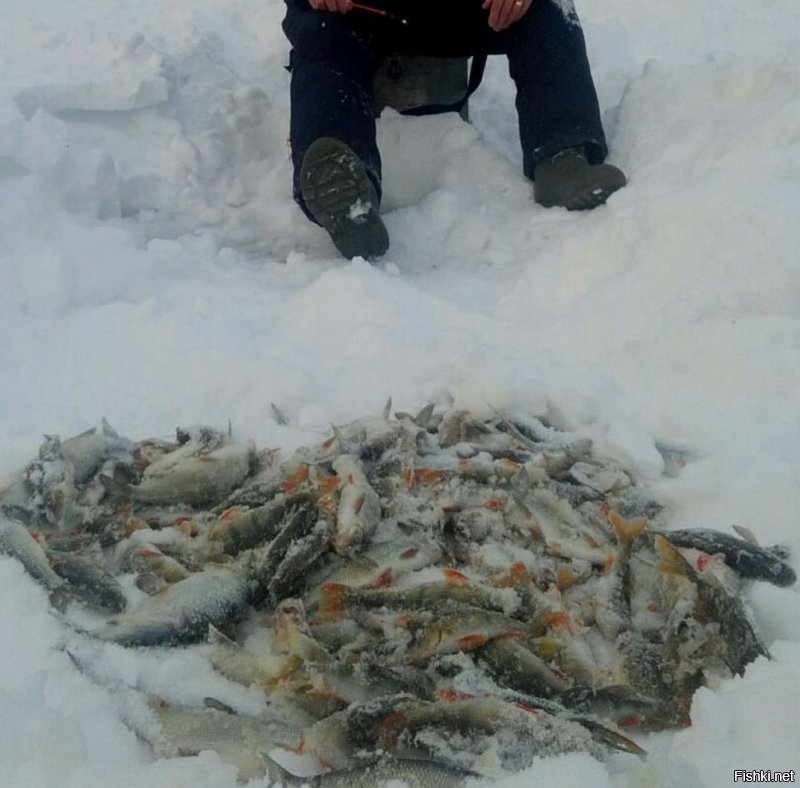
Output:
(512, 483), (616, 566)
(491, 560), (531, 589)
(654, 533), (689, 577)
(280, 463), (310, 494)
(364, 692), (604, 769)
(607, 510), (647, 548)
(405, 610), (529, 664)
(602, 509), (648, 632)
(7, 406), (794, 776)
(308, 538), (443, 597)
(655, 527), (795, 588)
(275, 598), (331, 665)
(647, 535), (767, 692)
(480, 635), (573, 697)
(654, 534), (770, 675)
(100, 437), (255, 508)
(207, 624), (294, 688)
(207, 492), (312, 556)
(331, 455), (381, 553)
(315, 568), (518, 621)
(437, 684), (647, 759)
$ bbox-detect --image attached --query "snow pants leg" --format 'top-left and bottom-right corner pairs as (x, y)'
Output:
(282, 0), (608, 217)
(282, 2), (385, 221)
(485, 0), (608, 178)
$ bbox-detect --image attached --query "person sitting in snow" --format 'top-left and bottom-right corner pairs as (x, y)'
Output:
(282, 0), (626, 259)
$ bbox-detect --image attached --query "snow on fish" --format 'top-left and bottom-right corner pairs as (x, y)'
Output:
(0, 408), (794, 781)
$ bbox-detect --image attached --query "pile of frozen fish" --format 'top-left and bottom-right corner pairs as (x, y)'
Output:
(0, 404), (795, 785)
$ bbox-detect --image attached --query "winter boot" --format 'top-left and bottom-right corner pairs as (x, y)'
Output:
(534, 146), (626, 210)
(300, 137), (389, 260)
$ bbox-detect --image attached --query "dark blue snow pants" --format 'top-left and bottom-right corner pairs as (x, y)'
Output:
(282, 0), (608, 218)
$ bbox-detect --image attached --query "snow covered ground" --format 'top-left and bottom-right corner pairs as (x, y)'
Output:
(1, 0), (799, 786)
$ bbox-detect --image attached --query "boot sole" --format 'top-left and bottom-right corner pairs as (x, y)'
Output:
(535, 161), (627, 211)
(300, 137), (389, 260)
(538, 185), (618, 211)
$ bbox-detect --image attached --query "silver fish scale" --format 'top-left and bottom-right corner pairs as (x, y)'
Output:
(304, 758), (479, 787)
(94, 566), (254, 646)
(0, 412), (795, 781)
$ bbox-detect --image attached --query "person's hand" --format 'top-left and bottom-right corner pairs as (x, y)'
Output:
(482, 0), (532, 31)
(308, 0), (352, 12)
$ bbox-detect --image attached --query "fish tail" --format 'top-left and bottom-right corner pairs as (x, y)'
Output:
(608, 510), (647, 547)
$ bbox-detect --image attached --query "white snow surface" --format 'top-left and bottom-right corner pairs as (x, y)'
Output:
(1, 0), (799, 786)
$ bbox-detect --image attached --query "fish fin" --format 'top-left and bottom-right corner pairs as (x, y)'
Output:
(376, 711), (406, 746)
(457, 633), (488, 650)
(259, 753), (303, 786)
(492, 561), (530, 589)
(486, 405), (540, 447)
(330, 424), (347, 450)
(281, 464), (309, 493)
(608, 511), (647, 546)
(556, 568), (577, 591)
(203, 697), (236, 714)
(382, 396), (392, 420)
(654, 535), (689, 576)
(616, 713), (646, 728)
(731, 524), (759, 545)
(576, 717), (648, 759)
(317, 583), (350, 620)
(414, 468), (444, 486)
(314, 473), (340, 497)
(443, 567), (470, 584)
(271, 403), (289, 426)
(533, 636), (562, 659)
(370, 568), (393, 588)
(538, 610), (573, 633)
(207, 624), (239, 649)
(101, 418), (120, 438)
(512, 701), (541, 714)
(414, 403), (435, 429)
(435, 688), (474, 701)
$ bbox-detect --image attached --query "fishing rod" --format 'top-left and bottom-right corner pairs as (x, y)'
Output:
(350, 1), (410, 26)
